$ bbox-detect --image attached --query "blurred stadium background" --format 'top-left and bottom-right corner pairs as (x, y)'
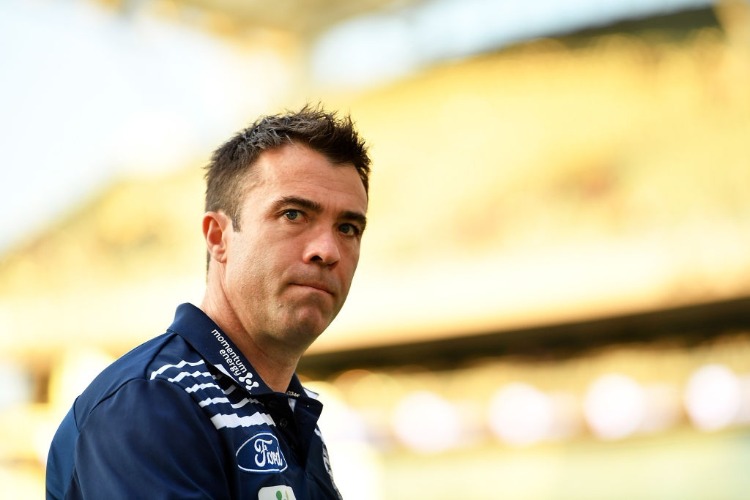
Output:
(2, 0), (750, 498)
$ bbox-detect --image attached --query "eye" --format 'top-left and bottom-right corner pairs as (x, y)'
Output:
(283, 209), (301, 221)
(339, 223), (361, 237)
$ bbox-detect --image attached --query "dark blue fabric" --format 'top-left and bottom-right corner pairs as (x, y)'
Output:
(46, 303), (341, 499)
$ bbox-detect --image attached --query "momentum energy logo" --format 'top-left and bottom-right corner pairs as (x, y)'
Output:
(211, 329), (259, 392)
(212, 329), (248, 376)
(237, 433), (288, 473)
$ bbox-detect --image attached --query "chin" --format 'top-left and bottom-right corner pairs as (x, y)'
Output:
(285, 314), (330, 344)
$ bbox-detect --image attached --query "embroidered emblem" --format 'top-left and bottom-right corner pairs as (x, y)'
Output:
(237, 433), (288, 473)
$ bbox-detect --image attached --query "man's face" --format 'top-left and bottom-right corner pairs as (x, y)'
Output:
(221, 142), (368, 351)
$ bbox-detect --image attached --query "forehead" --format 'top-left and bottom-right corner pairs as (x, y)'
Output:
(244, 143), (368, 212)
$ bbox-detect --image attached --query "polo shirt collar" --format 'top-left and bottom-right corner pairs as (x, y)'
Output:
(168, 303), (309, 399)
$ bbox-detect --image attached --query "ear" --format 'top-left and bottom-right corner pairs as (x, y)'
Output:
(203, 211), (232, 264)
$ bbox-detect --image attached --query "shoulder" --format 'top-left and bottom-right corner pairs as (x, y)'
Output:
(60, 376), (231, 499)
(71, 332), (201, 425)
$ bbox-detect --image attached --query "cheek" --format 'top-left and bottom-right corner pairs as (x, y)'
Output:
(226, 240), (264, 285)
(339, 254), (360, 287)
(347, 246), (361, 272)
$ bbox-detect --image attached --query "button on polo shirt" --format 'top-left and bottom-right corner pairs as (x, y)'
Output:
(46, 303), (342, 500)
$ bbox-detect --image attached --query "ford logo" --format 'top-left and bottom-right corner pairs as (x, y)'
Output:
(237, 432), (288, 473)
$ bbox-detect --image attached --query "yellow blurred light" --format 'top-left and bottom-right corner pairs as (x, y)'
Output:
(0, 361), (33, 409)
(684, 364), (742, 432)
(391, 391), (462, 453)
(47, 347), (116, 414)
(488, 382), (554, 446)
(584, 373), (646, 440)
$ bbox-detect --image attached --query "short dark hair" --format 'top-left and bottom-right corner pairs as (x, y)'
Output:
(205, 104), (371, 229)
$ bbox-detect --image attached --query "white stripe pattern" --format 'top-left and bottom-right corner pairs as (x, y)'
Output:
(150, 359), (206, 380)
(199, 396), (230, 408)
(232, 397), (255, 409)
(167, 370), (212, 383)
(210, 411), (276, 430)
(185, 382), (222, 393)
(197, 393), (260, 410)
(151, 358), (273, 432)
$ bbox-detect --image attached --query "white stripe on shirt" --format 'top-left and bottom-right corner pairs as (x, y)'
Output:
(150, 359), (206, 380)
(210, 411), (276, 430)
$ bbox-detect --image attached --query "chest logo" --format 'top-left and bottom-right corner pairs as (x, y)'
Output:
(237, 433), (288, 473)
(258, 485), (297, 500)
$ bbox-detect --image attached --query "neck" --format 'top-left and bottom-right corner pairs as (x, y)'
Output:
(200, 292), (302, 394)
(242, 343), (301, 394)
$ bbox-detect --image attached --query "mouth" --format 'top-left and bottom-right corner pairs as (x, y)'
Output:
(292, 282), (335, 297)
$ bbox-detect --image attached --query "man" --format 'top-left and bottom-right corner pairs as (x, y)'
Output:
(46, 105), (371, 499)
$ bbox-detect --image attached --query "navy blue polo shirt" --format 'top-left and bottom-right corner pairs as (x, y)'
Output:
(46, 303), (342, 500)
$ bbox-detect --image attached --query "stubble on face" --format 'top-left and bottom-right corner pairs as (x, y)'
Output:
(222, 143), (367, 355)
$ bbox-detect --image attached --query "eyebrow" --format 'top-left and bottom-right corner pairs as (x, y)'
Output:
(274, 196), (322, 214)
(274, 196), (368, 230)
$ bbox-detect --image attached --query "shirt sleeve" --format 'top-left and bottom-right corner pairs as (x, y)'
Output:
(68, 378), (231, 499)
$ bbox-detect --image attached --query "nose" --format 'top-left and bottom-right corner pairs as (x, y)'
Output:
(303, 228), (341, 267)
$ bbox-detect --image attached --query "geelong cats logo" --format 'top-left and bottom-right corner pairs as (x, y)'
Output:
(237, 433), (288, 473)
